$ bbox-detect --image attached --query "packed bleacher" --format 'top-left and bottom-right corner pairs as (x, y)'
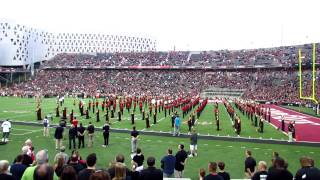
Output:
(41, 43), (320, 67)
(1, 42), (320, 104)
(2, 68), (319, 104)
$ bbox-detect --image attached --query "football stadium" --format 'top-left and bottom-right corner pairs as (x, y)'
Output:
(0, 0), (320, 180)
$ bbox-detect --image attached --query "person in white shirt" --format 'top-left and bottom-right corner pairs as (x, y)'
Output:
(1, 119), (11, 142)
(43, 116), (50, 137)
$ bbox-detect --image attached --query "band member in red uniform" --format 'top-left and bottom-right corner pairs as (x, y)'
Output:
(111, 108), (115, 118)
(149, 105), (152, 117)
(92, 101), (95, 114)
(191, 112), (196, 126)
(153, 112), (157, 124)
(216, 111), (220, 131)
(96, 109), (100, 122)
(258, 116), (264, 133)
(118, 111), (121, 121)
(56, 105), (60, 117)
(187, 116), (192, 133)
(36, 105), (42, 121)
(139, 101), (143, 113)
(88, 100), (92, 111)
(72, 117), (78, 128)
(235, 116), (241, 136)
(268, 108), (271, 122)
(85, 108), (90, 119)
(142, 109), (145, 120)
(104, 109), (109, 123)
(102, 101), (105, 112)
(146, 114), (150, 128)
(62, 107), (67, 120)
(70, 110), (74, 124)
(120, 102), (124, 115)
(96, 100), (99, 108)
(131, 111), (135, 125)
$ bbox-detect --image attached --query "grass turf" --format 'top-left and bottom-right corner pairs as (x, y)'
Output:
(1, 124), (319, 179)
(1, 97), (318, 179)
(0, 97), (288, 140)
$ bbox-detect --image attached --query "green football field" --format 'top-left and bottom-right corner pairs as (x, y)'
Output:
(0, 97), (288, 139)
(0, 97), (319, 179)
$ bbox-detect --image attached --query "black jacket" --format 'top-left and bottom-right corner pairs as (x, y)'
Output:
(69, 127), (77, 138)
(54, 126), (64, 139)
(139, 167), (163, 180)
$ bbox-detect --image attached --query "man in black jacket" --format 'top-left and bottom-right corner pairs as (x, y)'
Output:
(295, 156), (320, 180)
(102, 122), (110, 147)
(54, 124), (64, 150)
(69, 124), (77, 149)
(77, 123), (85, 149)
(139, 156), (162, 180)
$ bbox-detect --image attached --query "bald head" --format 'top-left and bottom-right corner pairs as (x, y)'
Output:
(36, 150), (49, 165)
(0, 160), (9, 173)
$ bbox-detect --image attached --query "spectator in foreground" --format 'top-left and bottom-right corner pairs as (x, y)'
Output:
(251, 161), (268, 180)
(21, 146), (33, 167)
(267, 157), (293, 180)
(0, 160), (16, 180)
(199, 168), (206, 180)
(113, 162), (128, 180)
(10, 154), (27, 180)
(33, 164), (54, 180)
(89, 170), (110, 180)
(161, 148), (176, 178)
(132, 148), (144, 172)
(217, 161), (230, 180)
(108, 154), (131, 179)
(174, 144), (188, 178)
(68, 154), (85, 174)
(139, 156), (162, 180)
(60, 165), (77, 180)
(78, 153), (97, 180)
(21, 149), (59, 180)
(244, 150), (256, 178)
(54, 147), (69, 164)
(53, 155), (65, 177)
(295, 156), (320, 180)
(204, 162), (223, 180)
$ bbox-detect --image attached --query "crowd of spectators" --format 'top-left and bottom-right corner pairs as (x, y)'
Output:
(41, 43), (320, 67)
(0, 139), (319, 180)
(4, 70), (204, 97)
(1, 68), (319, 104)
(1, 42), (320, 103)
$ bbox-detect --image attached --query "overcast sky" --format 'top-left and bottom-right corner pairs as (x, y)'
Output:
(1, 0), (320, 51)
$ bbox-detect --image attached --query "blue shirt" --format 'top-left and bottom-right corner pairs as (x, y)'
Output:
(174, 117), (181, 127)
(10, 163), (27, 180)
(161, 155), (176, 174)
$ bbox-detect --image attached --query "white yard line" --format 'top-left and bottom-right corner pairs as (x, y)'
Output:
(11, 129), (42, 136)
(275, 105), (320, 119)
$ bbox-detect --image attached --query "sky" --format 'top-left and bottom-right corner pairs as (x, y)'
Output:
(1, 0), (320, 51)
